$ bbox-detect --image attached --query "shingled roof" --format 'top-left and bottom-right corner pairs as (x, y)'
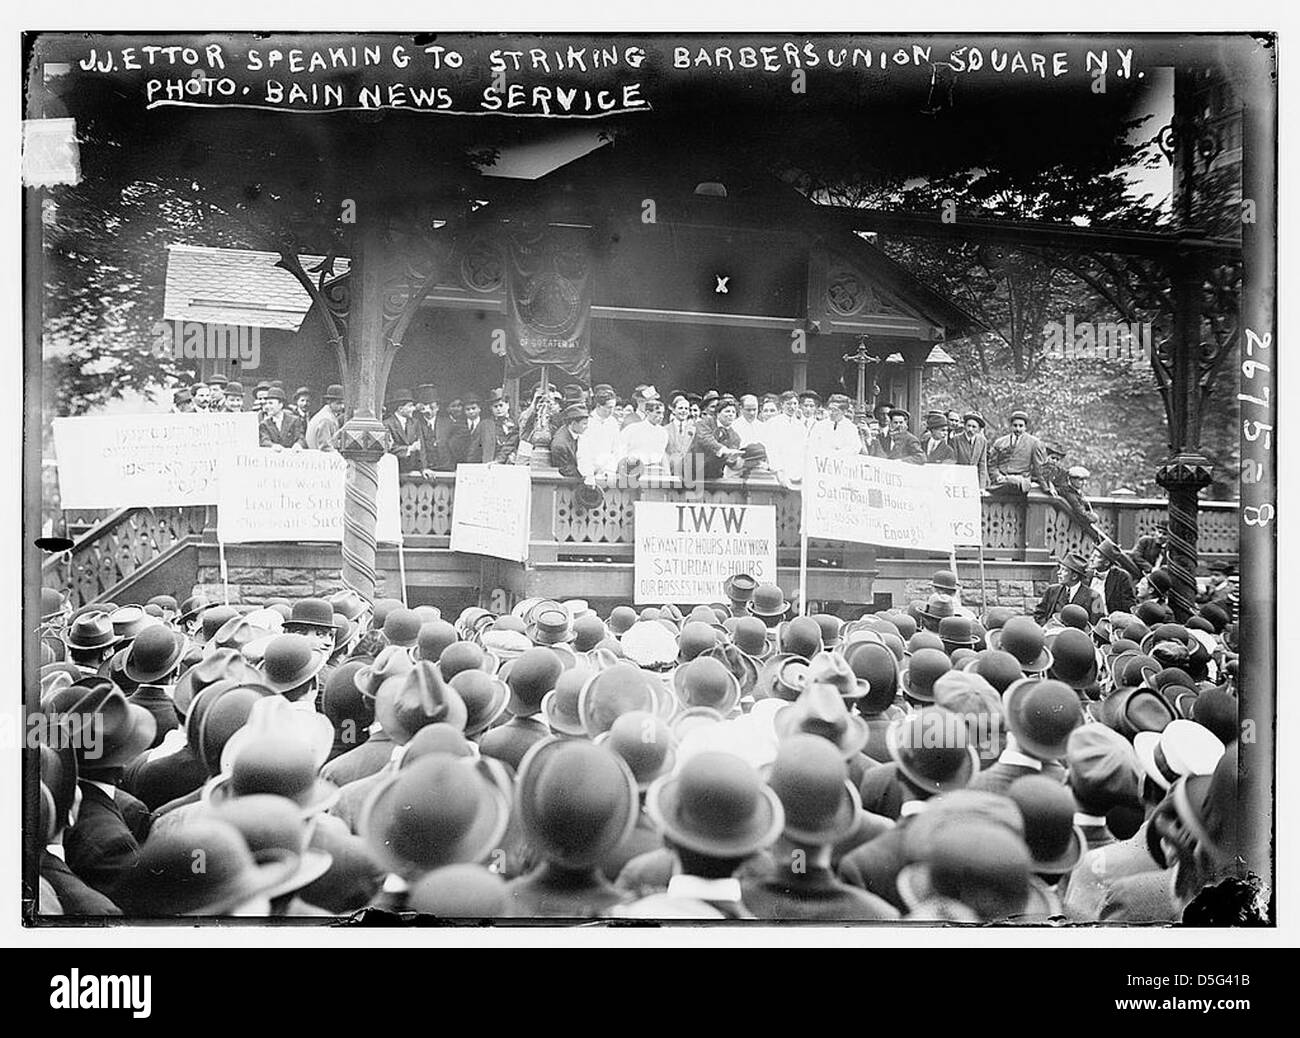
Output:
(163, 244), (350, 331)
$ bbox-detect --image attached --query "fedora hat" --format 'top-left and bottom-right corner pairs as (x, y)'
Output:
(207, 616), (272, 659)
(594, 711), (676, 790)
(1006, 775), (1086, 875)
(1057, 550), (1089, 578)
(900, 647), (952, 704)
(1002, 678), (1083, 761)
(645, 750), (784, 859)
(540, 666), (592, 737)
(204, 730), (340, 820)
(750, 583), (789, 620)
(516, 738), (639, 868)
(886, 708), (979, 795)
(375, 661), (468, 744)
(1170, 742), (1238, 871)
(1111, 651), (1162, 690)
(933, 670), (1005, 766)
(327, 589), (367, 622)
(257, 634), (327, 696)
(212, 796), (334, 902)
(1140, 623), (1199, 657)
(1098, 685), (1176, 742)
(108, 605), (158, 645)
(117, 816), (298, 916)
(360, 754), (511, 878)
(448, 670), (510, 737)
(1066, 725), (1142, 816)
(1047, 627), (1099, 692)
(804, 650), (869, 702)
(1133, 719), (1225, 793)
(44, 678), (157, 769)
(775, 681), (870, 760)
(353, 645), (416, 702)
(706, 642), (760, 701)
(578, 662), (662, 736)
(754, 653), (810, 703)
(990, 617), (1054, 674)
(671, 656), (742, 715)
(195, 682), (275, 775)
(373, 597), (410, 632)
(619, 620), (678, 670)
(121, 624), (185, 684)
(769, 733), (861, 846)
(284, 598), (337, 633)
(723, 573), (758, 603)
(178, 594), (211, 623)
(64, 612), (115, 652)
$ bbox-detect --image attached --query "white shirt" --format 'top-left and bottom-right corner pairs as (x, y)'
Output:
(576, 411), (621, 477)
(806, 416), (863, 456)
(763, 415), (807, 476)
(732, 415), (761, 447)
(617, 420), (669, 465)
(666, 874), (743, 904)
(1090, 573), (1108, 615)
(996, 748), (1044, 771)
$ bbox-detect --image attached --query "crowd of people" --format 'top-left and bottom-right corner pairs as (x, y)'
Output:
(33, 535), (1242, 922)
(170, 374), (1102, 520)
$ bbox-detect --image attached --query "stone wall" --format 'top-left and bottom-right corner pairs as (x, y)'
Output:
(898, 577), (1052, 615)
(190, 564), (402, 606)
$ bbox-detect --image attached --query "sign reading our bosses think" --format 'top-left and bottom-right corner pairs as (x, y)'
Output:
(634, 501), (777, 604)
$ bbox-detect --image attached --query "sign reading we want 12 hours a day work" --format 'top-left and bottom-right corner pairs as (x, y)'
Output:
(449, 464), (532, 563)
(634, 502), (777, 604)
(805, 452), (954, 554)
(52, 411), (258, 509)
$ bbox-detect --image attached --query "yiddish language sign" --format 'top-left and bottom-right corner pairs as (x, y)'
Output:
(217, 450), (346, 543)
(634, 502), (777, 604)
(52, 411), (258, 509)
(804, 453), (953, 554)
(449, 464), (532, 562)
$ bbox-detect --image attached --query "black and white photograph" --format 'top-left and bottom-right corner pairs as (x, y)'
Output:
(17, 19), (1277, 939)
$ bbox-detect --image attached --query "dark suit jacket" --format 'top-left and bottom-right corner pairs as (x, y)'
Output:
(259, 412), (307, 448)
(487, 416), (520, 464)
(64, 783), (146, 901)
(449, 419), (493, 467)
(478, 716), (551, 773)
(121, 744), (208, 812)
(742, 865), (900, 922)
(923, 437), (958, 464)
(1100, 567), (1136, 616)
(837, 824), (912, 912)
(692, 421), (741, 480)
(951, 433), (990, 488)
(320, 730), (395, 788)
(884, 430), (926, 465)
(384, 414), (428, 474)
(41, 851), (122, 916)
(549, 424), (582, 479)
(968, 759), (1067, 797)
(421, 414), (454, 471)
(1034, 581), (1103, 624)
(125, 686), (179, 748)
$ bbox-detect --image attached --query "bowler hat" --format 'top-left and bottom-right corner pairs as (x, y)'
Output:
(375, 661), (468, 744)
(811, 613), (843, 651)
(572, 614), (608, 653)
(1058, 604), (1092, 633)
(449, 670), (510, 737)
(516, 738), (639, 868)
(540, 666), (591, 736)
(382, 609), (422, 649)
(407, 864), (507, 918)
(371, 598), (407, 633)
(206, 730), (339, 820)
(1007, 775), (1085, 874)
(1047, 627), (1099, 692)
(919, 593), (957, 632)
(388, 389), (414, 406)
(768, 734), (860, 846)
(778, 616), (823, 660)
(199, 606), (239, 643)
(504, 647), (564, 717)
(258, 634), (327, 696)
(990, 617), (1053, 674)
(360, 755), (510, 877)
(438, 641), (498, 681)
(671, 656), (741, 715)
(938, 616), (977, 651)
(284, 598), (336, 633)
(677, 621), (719, 663)
(118, 817), (298, 916)
(645, 750), (784, 859)
(416, 620), (459, 662)
(324, 383), (345, 402)
(730, 616), (770, 659)
(1191, 686), (1237, 746)
(887, 707), (979, 794)
(1002, 678), (1083, 761)
(901, 648), (952, 703)
(595, 711), (676, 790)
(578, 663), (662, 736)
(844, 640), (898, 714)
(123, 624), (185, 684)
(750, 583), (789, 620)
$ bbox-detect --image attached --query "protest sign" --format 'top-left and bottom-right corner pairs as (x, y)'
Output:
(52, 411), (257, 509)
(375, 453), (403, 545)
(931, 463), (983, 546)
(634, 501), (777, 604)
(449, 464), (531, 562)
(217, 449), (345, 543)
(804, 452), (953, 554)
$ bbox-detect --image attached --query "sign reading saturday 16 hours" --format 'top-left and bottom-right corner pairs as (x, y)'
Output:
(634, 501), (777, 604)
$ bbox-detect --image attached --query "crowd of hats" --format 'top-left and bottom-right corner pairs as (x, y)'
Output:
(32, 567), (1241, 922)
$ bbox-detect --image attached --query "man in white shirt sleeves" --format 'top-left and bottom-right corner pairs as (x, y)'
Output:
(806, 393), (866, 457)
